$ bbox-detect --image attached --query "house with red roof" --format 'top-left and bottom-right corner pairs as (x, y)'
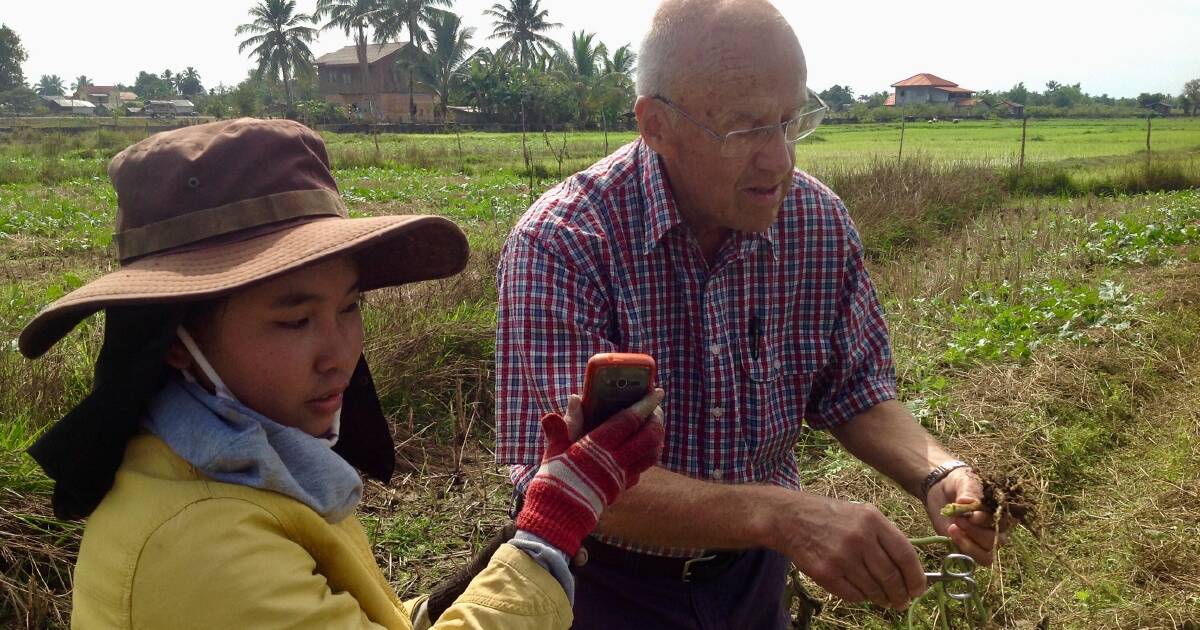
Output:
(887, 73), (979, 108)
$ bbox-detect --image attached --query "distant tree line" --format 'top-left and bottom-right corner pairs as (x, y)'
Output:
(3, 15), (1197, 124)
(818, 80), (1200, 122)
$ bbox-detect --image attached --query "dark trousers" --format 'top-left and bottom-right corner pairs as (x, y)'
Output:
(571, 543), (792, 630)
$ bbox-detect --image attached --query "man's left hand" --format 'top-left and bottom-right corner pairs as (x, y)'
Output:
(924, 467), (1011, 565)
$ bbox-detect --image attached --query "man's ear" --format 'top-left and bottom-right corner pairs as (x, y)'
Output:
(635, 96), (670, 155)
(163, 340), (191, 370)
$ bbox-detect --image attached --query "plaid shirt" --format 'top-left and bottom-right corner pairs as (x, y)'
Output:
(495, 140), (896, 556)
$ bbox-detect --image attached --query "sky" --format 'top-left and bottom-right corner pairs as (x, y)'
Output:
(5, 0), (1199, 98)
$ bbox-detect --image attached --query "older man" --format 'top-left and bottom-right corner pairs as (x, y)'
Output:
(495, 0), (1006, 626)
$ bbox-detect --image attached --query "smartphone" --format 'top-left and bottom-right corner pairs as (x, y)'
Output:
(580, 353), (656, 432)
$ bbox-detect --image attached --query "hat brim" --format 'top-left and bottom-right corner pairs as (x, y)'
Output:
(19, 214), (469, 359)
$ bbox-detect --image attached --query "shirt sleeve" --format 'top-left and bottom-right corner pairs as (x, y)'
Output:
(426, 544), (573, 630)
(804, 203), (898, 430)
(131, 499), (392, 630)
(494, 230), (616, 467)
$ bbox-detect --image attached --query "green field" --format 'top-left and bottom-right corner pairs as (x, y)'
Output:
(2, 119), (1200, 628)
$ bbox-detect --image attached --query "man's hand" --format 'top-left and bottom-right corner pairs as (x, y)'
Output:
(925, 467), (1011, 565)
(770, 494), (927, 611)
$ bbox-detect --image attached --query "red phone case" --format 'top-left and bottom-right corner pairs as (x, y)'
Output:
(580, 353), (656, 431)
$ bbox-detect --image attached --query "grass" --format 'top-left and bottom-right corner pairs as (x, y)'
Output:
(2, 121), (1200, 627)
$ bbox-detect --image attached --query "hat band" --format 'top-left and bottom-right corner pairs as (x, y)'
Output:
(115, 188), (349, 263)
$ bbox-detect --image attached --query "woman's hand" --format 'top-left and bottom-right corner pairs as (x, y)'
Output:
(516, 389), (665, 556)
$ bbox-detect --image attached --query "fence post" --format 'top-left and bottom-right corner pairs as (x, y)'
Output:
(1019, 116), (1028, 171)
(1145, 112), (1152, 170)
(602, 111), (609, 155)
(897, 117), (906, 163)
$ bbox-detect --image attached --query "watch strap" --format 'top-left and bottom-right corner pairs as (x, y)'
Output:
(920, 460), (970, 501)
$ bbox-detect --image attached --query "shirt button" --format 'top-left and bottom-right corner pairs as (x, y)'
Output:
(772, 360), (783, 370)
(710, 407), (724, 418)
(712, 468), (724, 481)
(709, 343), (723, 356)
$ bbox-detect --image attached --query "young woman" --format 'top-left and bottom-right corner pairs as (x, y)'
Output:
(18, 118), (664, 629)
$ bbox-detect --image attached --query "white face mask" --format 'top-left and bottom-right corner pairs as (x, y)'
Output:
(175, 325), (341, 446)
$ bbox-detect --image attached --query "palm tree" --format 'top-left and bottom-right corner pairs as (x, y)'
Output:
(603, 44), (635, 76)
(484, 0), (561, 68)
(374, 0), (451, 121)
(462, 49), (502, 119)
(315, 0), (383, 120)
(179, 66), (204, 96)
(563, 30), (605, 79)
(35, 74), (64, 96)
(407, 10), (474, 121)
(237, 0), (318, 113)
(70, 74), (93, 95)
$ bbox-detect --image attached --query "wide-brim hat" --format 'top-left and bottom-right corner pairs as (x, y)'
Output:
(19, 118), (469, 359)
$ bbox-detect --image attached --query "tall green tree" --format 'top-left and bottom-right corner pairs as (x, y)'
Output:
(0, 24), (26, 91)
(133, 71), (174, 100)
(406, 10), (473, 121)
(462, 49), (503, 119)
(238, 0), (317, 113)
(316, 0), (383, 119)
(375, 0), (452, 121)
(552, 31), (606, 126)
(178, 67), (204, 96)
(1183, 79), (1200, 116)
(35, 74), (65, 96)
(485, 0), (561, 68)
(71, 74), (93, 95)
(603, 44), (635, 76)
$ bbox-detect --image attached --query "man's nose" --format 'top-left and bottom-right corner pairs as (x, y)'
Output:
(753, 126), (794, 174)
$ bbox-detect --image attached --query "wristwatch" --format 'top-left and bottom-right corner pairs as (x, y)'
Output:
(920, 460), (971, 501)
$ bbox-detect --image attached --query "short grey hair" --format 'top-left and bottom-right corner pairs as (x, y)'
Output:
(636, 0), (797, 99)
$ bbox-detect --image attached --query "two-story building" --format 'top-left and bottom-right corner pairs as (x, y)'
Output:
(887, 73), (979, 108)
(314, 43), (437, 122)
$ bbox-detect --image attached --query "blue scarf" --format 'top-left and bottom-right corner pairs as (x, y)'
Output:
(143, 379), (362, 523)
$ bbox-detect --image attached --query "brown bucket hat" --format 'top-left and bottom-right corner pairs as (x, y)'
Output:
(18, 117), (469, 358)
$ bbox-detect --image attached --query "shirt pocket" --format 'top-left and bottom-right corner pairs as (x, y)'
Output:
(737, 319), (830, 479)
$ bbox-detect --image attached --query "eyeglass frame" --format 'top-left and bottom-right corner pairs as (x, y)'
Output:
(651, 89), (829, 157)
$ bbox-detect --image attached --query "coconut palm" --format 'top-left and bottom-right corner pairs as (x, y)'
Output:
(374, 0), (452, 121)
(35, 74), (64, 96)
(484, 0), (561, 68)
(315, 0), (384, 119)
(71, 74), (93, 95)
(407, 10), (473, 121)
(462, 49), (502, 119)
(178, 66), (204, 96)
(238, 0), (318, 114)
(603, 44), (635, 76)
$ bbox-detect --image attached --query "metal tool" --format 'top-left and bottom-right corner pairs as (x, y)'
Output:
(925, 553), (977, 601)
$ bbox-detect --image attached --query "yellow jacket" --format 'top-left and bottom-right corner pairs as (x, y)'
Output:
(71, 434), (572, 629)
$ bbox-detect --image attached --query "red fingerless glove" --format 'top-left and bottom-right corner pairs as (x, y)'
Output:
(516, 408), (664, 556)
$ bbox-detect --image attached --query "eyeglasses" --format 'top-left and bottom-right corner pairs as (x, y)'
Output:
(653, 89), (828, 158)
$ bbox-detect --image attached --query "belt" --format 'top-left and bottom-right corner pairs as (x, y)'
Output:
(582, 537), (742, 582)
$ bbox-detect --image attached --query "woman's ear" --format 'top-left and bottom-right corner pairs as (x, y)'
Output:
(163, 340), (191, 370)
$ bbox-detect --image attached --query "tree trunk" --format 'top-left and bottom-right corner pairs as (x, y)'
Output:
(356, 28), (376, 121)
(282, 64), (294, 117)
(409, 32), (418, 122)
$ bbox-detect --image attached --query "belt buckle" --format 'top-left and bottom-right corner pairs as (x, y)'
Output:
(681, 553), (718, 582)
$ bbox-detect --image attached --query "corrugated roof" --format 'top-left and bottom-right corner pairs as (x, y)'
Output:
(891, 73), (959, 87)
(315, 42), (409, 66)
(41, 97), (95, 108)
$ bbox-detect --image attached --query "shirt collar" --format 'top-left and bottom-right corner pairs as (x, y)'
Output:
(638, 139), (781, 261)
(639, 140), (685, 256)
